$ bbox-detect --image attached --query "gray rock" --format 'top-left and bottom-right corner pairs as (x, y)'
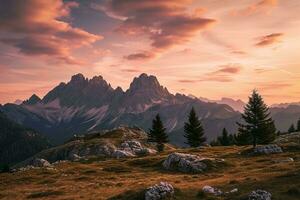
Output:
(162, 153), (208, 173)
(31, 158), (51, 167)
(112, 150), (135, 159)
(248, 190), (272, 200)
(202, 185), (222, 196)
(68, 153), (82, 161)
(230, 188), (238, 193)
(145, 182), (174, 200)
(273, 157), (294, 163)
(254, 144), (283, 154)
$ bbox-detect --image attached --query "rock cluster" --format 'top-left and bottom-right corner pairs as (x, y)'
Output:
(145, 182), (174, 200)
(118, 140), (157, 157)
(254, 144), (283, 154)
(31, 158), (51, 167)
(248, 190), (271, 200)
(162, 153), (209, 173)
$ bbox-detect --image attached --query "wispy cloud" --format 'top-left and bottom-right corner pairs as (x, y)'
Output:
(255, 33), (284, 47)
(179, 64), (243, 83)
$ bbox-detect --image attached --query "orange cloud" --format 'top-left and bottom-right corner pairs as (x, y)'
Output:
(98, 0), (215, 60)
(0, 0), (102, 64)
(124, 51), (156, 61)
(255, 33), (284, 47)
(231, 0), (278, 16)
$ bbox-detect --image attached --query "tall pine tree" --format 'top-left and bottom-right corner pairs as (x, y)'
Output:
(148, 114), (168, 152)
(236, 90), (276, 147)
(184, 107), (206, 147)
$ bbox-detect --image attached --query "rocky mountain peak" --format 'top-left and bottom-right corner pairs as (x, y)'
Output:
(70, 73), (88, 85)
(23, 94), (41, 105)
(128, 73), (170, 97)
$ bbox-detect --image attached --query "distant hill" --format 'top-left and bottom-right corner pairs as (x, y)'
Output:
(0, 111), (51, 165)
(270, 105), (300, 132)
(199, 97), (246, 112)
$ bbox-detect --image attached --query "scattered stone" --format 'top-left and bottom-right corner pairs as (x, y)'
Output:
(248, 190), (272, 200)
(273, 157), (294, 163)
(145, 182), (174, 200)
(230, 188), (238, 193)
(202, 185), (222, 196)
(31, 158), (51, 167)
(254, 144), (283, 154)
(162, 152), (209, 173)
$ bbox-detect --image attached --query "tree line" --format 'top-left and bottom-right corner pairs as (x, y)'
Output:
(148, 90), (284, 151)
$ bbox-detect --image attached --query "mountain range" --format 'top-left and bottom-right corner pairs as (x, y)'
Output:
(1, 73), (299, 146)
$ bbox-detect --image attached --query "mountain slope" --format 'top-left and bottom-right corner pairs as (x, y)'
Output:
(0, 110), (51, 165)
(270, 105), (300, 132)
(2, 74), (242, 146)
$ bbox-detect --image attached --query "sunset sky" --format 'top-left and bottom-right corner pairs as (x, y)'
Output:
(0, 0), (300, 105)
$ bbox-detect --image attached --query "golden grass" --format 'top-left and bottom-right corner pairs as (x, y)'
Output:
(1, 146), (299, 200)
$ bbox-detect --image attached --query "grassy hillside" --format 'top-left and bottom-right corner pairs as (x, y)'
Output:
(1, 135), (300, 200)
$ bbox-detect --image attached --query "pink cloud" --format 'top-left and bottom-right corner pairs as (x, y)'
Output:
(231, 0), (278, 16)
(0, 0), (102, 65)
(98, 0), (215, 60)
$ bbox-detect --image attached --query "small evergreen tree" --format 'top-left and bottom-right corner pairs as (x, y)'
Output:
(148, 114), (168, 152)
(236, 90), (276, 147)
(219, 128), (230, 146)
(288, 124), (295, 133)
(184, 107), (206, 147)
(297, 118), (300, 132)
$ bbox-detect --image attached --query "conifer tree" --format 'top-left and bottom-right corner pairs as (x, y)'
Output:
(288, 124), (295, 133)
(184, 107), (206, 147)
(236, 90), (276, 147)
(297, 118), (300, 132)
(217, 128), (235, 146)
(148, 114), (168, 152)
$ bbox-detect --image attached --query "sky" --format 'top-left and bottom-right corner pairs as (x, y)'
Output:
(0, 0), (300, 105)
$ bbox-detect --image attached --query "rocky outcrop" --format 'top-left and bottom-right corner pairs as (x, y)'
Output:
(112, 150), (135, 159)
(30, 158), (51, 167)
(248, 190), (271, 200)
(162, 153), (210, 173)
(145, 182), (174, 200)
(254, 145), (283, 154)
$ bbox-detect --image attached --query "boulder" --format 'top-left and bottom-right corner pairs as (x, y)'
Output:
(254, 145), (283, 154)
(31, 158), (51, 167)
(145, 182), (174, 200)
(162, 153), (208, 173)
(248, 190), (271, 200)
(202, 185), (222, 196)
